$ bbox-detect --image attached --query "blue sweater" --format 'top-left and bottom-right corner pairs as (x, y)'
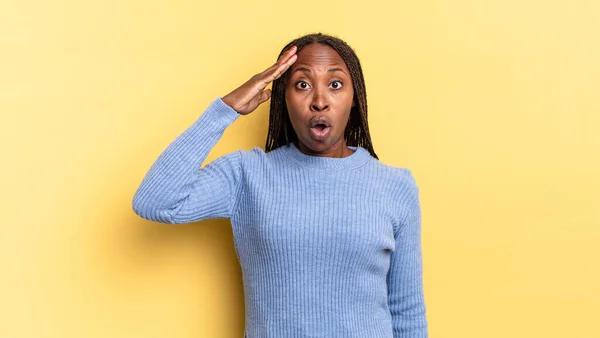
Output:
(132, 97), (428, 337)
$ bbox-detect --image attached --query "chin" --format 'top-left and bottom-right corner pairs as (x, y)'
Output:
(300, 137), (336, 153)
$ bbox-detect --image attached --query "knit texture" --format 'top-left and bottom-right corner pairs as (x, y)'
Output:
(132, 97), (428, 337)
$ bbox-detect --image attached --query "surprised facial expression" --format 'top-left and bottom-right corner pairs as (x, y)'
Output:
(285, 43), (355, 155)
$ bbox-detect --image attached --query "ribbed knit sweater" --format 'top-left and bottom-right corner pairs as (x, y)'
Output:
(132, 97), (428, 337)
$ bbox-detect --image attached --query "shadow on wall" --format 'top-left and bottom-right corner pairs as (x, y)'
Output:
(124, 215), (246, 334)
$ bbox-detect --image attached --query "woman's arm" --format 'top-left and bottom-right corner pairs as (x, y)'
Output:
(132, 45), (299, 224)
(387, 171), (429, 337)
(132, 97), (242, 223)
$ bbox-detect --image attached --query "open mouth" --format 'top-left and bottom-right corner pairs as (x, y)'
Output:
(309, 123), (331, 140)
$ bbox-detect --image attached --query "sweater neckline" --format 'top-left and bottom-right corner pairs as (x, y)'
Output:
(281, 142), (372, 170)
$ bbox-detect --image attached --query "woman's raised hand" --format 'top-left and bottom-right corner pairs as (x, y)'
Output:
(221, 46), (298, 115)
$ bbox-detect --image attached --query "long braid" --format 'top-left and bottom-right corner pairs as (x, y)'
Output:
(265, 33), (378, 160)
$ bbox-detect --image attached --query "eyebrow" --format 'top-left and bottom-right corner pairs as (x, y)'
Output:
(291, 67), (346, 75)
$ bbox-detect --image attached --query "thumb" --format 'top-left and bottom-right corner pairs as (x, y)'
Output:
(258, 89), (271, 104)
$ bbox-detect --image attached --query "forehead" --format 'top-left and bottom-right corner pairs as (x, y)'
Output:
(291, 43), (348, 71)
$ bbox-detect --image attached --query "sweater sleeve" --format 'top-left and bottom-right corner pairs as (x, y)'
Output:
(132, 97), (242, 224)
(387, 171), (429, 337)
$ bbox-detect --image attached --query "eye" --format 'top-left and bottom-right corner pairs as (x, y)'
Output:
(295, 81), (311, 90)
(330, 80), (343, 89)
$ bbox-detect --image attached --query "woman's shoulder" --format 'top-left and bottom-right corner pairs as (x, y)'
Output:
(371, 159), (417, 184)
(237, 146), (275, 160)
(235, 145), (282, 167)
(368, 161), (420, 206)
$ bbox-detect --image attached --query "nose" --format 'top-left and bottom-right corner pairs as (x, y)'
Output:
(310, 89), (329, 112)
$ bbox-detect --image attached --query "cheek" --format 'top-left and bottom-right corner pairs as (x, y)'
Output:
(284, 94), (303, 128)
(342, 89), (354, 106)
(284, 91), (304, 118)
(284, 88), (297, 109)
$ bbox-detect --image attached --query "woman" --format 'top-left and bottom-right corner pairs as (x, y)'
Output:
(133, 33), (428, 337)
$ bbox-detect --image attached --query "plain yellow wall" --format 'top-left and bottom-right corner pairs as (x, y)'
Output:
(1, 0), (599, 337)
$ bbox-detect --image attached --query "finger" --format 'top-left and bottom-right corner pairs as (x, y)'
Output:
(277, 45), (297, 65)
(259, 52), (297, 86)
(259, 45), (297, 76)
(271, 45), (297, 69)
(268, 53), (297, 82)
(258, 88), (271, 104)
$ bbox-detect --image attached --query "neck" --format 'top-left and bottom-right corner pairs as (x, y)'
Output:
(295, 140), (355, 158)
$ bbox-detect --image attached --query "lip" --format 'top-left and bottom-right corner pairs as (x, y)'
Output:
(310, 117), (331, 128)
(309, 125), (331, 141)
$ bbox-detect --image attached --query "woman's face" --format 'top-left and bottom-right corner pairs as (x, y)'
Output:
(285, 43), (354, 156)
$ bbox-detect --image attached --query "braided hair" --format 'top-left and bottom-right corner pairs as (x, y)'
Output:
(264, 33), (378, 160)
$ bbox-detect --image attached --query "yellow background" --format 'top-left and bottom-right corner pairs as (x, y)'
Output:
(1, 0), (598, 337)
